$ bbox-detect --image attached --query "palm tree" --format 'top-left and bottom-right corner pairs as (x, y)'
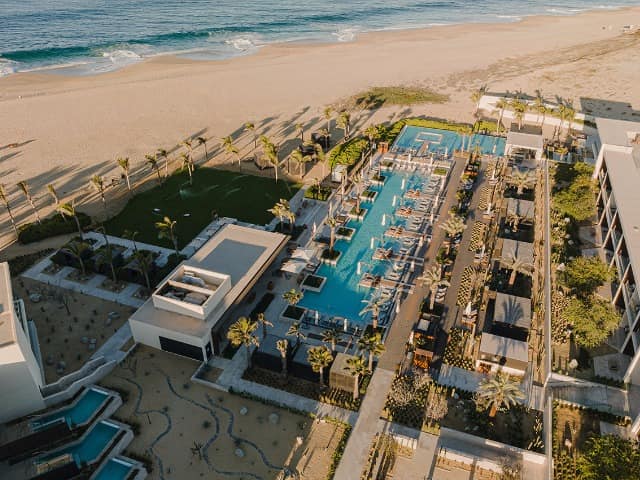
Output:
(116, 157), (132, 193)
(278, 199), (295, 233)
(307, 346), (333, 386)
(286, 321), (306, 349)
(327, 215), (338, 255)
(123, 229), (139, 253)
(16, 180), (41, 224)
(295, 123), (305, 142)
(90, 175), (106, 210)
(244, 122), (257, 149)
(222, 136), (241, 167)
(256, 313), (273, 339)
(359, 292), (389, 330)
(533, 90), (547, 127)
(510, 99), (527, 130)
(268, 202), (284, 228)
(145, 154), (162, 184)
(314, 142), (328, 179)
(157, 148), (169, 178)
(419, 266), (450, 311)
(337, 111), (351, 140)
(289, 149), (312, 177)
(276, 338), (288, 377)
(502, 253), (533, 286)
(180, 152), (195, 185)
(47, 184), (64, 221)
(181, 139), (194, 164)
(197, 136), (208, 162)
(470, 84), (488, 117)
(440, 214), (466, 239)
(358, 332), (385, 371)
(0, 184), (18, 237)
(322, 328), (342, 352)
(283, 288), (303, 307)
(563, 99), (576, 138)
(494, 98), (508, 133)
(57, 202), (83, 239)
(344, 355), (368, 401)
(323, 106), (333, 134)
(65, 240), (90, 276)
(508, 169), (535, 195)
(364, 124), (381, 147)
(155, 216), (179, 257)
(227, 316), (260, 369)
(476, 374), (525, 418)
(506, 212), (524, 232)
(263, 141), (280, 183)
(133, 249), (153, 289)
(95, 226), (118, 283)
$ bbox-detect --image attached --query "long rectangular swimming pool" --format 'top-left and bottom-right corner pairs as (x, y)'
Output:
(32, 388), (110, 431)
(93, 457), (134, 480)
(40, 420), (120, 467)
(300, 170), (429, 323)
(393, 125), (505, 156)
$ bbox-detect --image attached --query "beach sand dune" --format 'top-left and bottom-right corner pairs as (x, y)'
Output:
(0, 7), (639, 251)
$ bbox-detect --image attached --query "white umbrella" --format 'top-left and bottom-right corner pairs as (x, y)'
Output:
(357, 262), (361, 275)
(281, 260), (306, 274)
(464, 302), (472, 317)
(312, 222), (317, 235)
(315, 310), (319, 325)
(291, 248), (314, 262)
(381, 214), (386, 226)
(370, 237), (375, 249)
(343, 318), (348, 332)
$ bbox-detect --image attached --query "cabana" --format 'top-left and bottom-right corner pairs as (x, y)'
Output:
(477, 332), (528, 376)
(252, 334), (287, 373)
(330, 353), (358, 393)
(491, 292), (531, 341)
(505, 124), (544, 163)
(506, 198), (535, 221)
(500, 238), (534, 265)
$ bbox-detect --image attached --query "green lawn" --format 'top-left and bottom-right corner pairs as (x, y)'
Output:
(105, 168), (300, 249)
(350, 86), (449, 109)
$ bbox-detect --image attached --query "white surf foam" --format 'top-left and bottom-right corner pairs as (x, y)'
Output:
(332, 28), (359, 42)
(223, 35), (260, 52)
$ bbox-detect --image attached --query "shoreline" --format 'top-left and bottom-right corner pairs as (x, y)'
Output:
(0, 5), (639, 251)
(1, 5), (638, 86)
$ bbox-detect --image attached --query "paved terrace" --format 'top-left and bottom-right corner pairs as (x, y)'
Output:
(334, 154), (468, 480)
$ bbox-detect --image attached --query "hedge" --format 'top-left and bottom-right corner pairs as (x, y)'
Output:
(18, 213), (92, 244)
(329, 137), (369, 168)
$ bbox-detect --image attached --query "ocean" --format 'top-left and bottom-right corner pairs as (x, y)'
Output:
(0, 0), (636, 77)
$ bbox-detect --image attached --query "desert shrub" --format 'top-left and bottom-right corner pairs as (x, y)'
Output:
(18, 213), (92, 244)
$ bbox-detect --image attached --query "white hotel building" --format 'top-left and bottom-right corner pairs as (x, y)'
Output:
(0, 262), (46, 422)
(592, 117), (640, 384)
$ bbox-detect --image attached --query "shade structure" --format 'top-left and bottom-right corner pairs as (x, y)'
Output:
(291, 248), (315, 262)
(281, 260), (307, 274)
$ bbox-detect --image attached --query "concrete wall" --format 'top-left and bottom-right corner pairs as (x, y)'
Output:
(0, 358), (46, 422)
(129, 318), (210, 358)
(43, 359), (117, 407)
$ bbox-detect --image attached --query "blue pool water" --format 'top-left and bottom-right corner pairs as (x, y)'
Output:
(394, 126), (506, 157)
(32, 388), (109, 431)
(94, 458), (133, 480)
(300, 170), (429, 323)
(42, 421), (120, 466)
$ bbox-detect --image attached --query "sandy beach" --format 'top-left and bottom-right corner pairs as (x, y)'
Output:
(0, 6), (639, 250)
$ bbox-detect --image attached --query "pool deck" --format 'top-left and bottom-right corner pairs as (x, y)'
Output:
(333, 152), (468, 480)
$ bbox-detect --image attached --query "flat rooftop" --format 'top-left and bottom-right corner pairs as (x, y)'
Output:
(507, 124), (544, 151)
(506, 198), (534, 220)
(130, 224), (288, 338)
(0, 263), (17, 348)
(500, 239), (534, 265)
(479, 332), (528, 363)
(596, 117), (640, 148)
(493, 292), (531, 330)
(602, 148), (640, 284)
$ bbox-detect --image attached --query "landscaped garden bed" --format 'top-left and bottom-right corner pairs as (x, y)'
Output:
(371, 174), (386, 187)
(320, 248), (342, 266)
(281, 305), (307, 322)
(347, 206), (368, 221)
(380, 160), (394, 171)
(443, 328), (474, 370)
(243, 366), (369, 411)
(301, 274), (327, 293)
(335, 226), (356, 241)
(304, 184), (332, 201)
(432, 166), (449, 177)
(359, 189), (378, 203)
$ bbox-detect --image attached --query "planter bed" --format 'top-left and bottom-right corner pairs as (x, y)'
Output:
(321, 248), (342, 266)
(360, 189), (378, 203)
(348, 207), (368, 222)
(281, 305), (307, 322)
(335, 226), (356, 241)
(301, 274), (327, 293)
(380, 161), (394, 172)
(432, 167), (449, 177)
(371, 175), (387, 187)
